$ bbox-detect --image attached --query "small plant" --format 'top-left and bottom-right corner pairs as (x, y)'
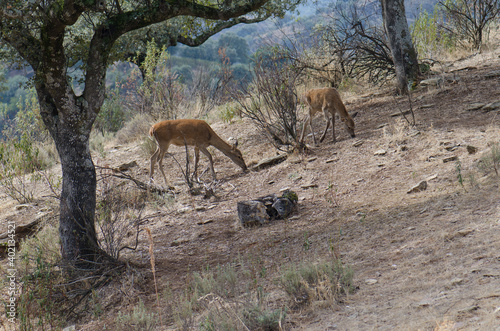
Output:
(17, 224), (65, 330)
(280, 258), (354, 308)
(302, 232), (311, 251)
(478, 142), (500, 177)
(455, 160), (466, 191)
(242, 305), (286, 331)
(116, 299), (157, 331)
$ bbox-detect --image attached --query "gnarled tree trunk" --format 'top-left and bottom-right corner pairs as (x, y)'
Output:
(381, 0), (420, 94)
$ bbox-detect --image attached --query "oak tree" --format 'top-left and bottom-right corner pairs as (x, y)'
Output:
(0, 0), (296, 267)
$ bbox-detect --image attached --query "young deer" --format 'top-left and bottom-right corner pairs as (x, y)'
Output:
(149, 119), (247, 186)
(299, 87), (357, 146)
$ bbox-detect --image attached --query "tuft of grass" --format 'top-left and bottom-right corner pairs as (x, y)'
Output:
(115, 113), (154, 144)
(478, 142), (500, 177)
(280, 259), (354, 308)
(116, 299), (157, 331)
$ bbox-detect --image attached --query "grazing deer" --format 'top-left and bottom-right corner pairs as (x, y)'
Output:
(149, 119), (247, 186)
(299, 87), (357, 146)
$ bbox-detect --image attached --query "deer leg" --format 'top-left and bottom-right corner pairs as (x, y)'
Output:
(193, 146), (200, 180)
(331, 114), (337, 143)
(149, 146), (161, 181)
(319, 109), (331, 143)
(199, 146), (217, 180)
(299, 114), (310, 144)
(157, 150), (169, 187)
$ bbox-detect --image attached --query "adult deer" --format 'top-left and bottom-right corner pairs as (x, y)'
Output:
(149, 119), (247, 186)
(299, 87), (357, 146)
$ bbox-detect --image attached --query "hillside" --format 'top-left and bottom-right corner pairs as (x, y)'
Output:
(1, 48), (500, 330)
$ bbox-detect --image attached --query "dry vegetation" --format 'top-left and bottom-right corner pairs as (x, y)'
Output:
(2, 42), (500, 331)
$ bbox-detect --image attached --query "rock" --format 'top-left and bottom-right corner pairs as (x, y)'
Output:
(251, 154), (287, 171)
(237, 201), (270, 227)
(365, 278), (378, 285)
(197, 219), (214, 225)
(272, 198), (295, 218)
(465, 103), (485, 111)
(390, 110), (412, 117)
(420, 77), (443, 87)
(485, 70), (500, 79)
(352, 139), (364, 147)
(301, 183), (318, 189)
(407, 181), (428, 194)
(15, 204), (31, 210)
(482, 101), (500, 111)
(374, 149), (387, 156)
(177, 207), (193, 214)
(466, 145), (478, 154)
(237, 190), (298, 227)
(443, 156), (458, 163)
(116, 160), (137, 171)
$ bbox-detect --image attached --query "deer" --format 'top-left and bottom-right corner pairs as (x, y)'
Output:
(299, 87), (358, 146)
(149, 119), (247, 186)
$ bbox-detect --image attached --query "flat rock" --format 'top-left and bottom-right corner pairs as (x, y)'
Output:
(352, 139), (364, 147)
(374, 149), (387, 156)
(465, 103), (485, 111)
(420, 77), (443, 87)
(443, 156), (458, 163)
(482, 101), (500, 111)
(251, 154), (287, 170)
(407, 181), (428, 194)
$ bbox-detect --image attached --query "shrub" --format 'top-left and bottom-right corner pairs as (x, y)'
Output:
(280, 259), (354, 308)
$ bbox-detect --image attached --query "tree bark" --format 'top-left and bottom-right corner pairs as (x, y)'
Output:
(381, 0), (420, 94)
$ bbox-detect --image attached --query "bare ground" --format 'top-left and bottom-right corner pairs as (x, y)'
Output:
(1, 50), (500, 330)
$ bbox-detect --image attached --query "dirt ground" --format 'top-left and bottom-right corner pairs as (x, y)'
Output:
(1, 49), (500, 330)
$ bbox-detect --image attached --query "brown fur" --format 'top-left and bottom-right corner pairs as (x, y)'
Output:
(299, 87), (357, 146)
(149, 119), (247, 186)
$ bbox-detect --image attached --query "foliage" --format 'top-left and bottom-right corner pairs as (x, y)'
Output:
(0, 90), (58, 202)
(94, 87), (131, 133)
(439, 0), (500, 50)
(478, 142), (500, 177)
(310, 2), (395, 86)
(280, 258), (354, 308)
(235, 45), (301, 150)
(116, 299), (157, 331)
(411, 4), (456, 58)
(17, 223), (65, 330)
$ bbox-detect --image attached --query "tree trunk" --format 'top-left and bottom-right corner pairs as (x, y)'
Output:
(381, 0), (420, 94)
(37, 85), (101, 268)
(56, 126), (99, 265)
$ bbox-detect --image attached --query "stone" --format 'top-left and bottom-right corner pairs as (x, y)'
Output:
(407, 181), (428, 194)
(251, 154), (287, 171)
(485, 70), (500, 79)
(374, 149), (387, 156)
(272, 198), (295, 218)
(465, 103), (485, 111)
(237, 201), (270, 227)
(420, 77), (443, 87)
(237, 190), (298, 227)
(365, 278), (378, 285)
(443, 156), (458, 163)
(482, 101), (500, 111)
(116, 160), (137, 171)
(466, 145), (478, 154)
(352, 139), (364, 147)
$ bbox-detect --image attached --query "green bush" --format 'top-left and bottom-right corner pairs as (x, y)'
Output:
(411, 4), (455, 58)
